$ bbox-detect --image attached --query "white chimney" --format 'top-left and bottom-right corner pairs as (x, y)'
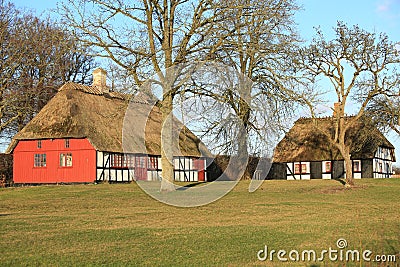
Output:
(92, 68), (108, 93)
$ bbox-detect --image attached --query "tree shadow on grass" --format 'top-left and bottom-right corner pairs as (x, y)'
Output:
(333, 178), (346, 186)
(176, 182), (205, 191)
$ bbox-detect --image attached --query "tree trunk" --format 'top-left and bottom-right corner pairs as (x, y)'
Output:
(237, 104), (250, 179)
(160, 153), (175, 192)
(337, 123), (355, 188)
(159, 92), (176, 192)
(343, 153), (354, 187)
(235, 127), (248, 180)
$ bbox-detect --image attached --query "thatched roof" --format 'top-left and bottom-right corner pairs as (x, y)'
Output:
(273, 117), (395, 163)
(7, 82), (210, 157)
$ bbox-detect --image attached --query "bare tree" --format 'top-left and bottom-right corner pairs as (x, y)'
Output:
(59, 0), (252, 191)
(0, 0), (31, 134)
(366, 96), (400, 135)
(295, 22), (400, 186)
(188, 0), (302, 158)
(60, 0), (306, 187)
(0, 1), (96, 144)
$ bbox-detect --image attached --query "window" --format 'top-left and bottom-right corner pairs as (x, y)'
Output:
(124, 155), (134, 168)
(136, 156), (146, 168)
(110, 154), (134, 168)
(34, 154), (46, 167)
(301, 164), (307, 174)
(353, 160), (361, 172)
(112, 154), (123, 168)
(65, 139), (70, 148)
(60, 153), (73, 167)
(148, 156), (158, 170)
(294, 164), (300, 174)
(37, 140), (42, 149)
(294, 163), (307, 174)
(325, 161), (332, 173)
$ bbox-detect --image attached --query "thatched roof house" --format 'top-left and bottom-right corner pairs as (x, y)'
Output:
(268, 116), (395, 180)
(7, 82), (208, 156)
(8, 68), (210, 184)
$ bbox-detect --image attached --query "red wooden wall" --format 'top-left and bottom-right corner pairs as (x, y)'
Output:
(13, 138), (96, 183)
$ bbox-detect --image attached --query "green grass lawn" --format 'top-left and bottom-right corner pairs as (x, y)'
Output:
(0, 179), (399, 266)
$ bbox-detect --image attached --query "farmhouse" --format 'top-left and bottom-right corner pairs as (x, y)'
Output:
(7, 68), (210, 183)
(268, 116), (395, 180)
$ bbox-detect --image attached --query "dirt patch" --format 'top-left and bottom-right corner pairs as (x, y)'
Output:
(320, 184), (368, 194)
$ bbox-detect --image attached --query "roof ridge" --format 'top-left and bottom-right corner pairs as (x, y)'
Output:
(296, 115), (356, 123)
(59, 81), (133, 101)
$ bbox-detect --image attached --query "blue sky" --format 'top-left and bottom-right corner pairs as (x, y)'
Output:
(8, 0), (400, 161)
(296, 0), (400, 41)
(11, 0), (400, 40)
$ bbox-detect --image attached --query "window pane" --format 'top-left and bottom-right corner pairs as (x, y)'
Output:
(35, 154), (46, 167)
(66, 153), (72, 167)
(60, 153), (72, 167)
(148, 156), (157, 169)
(42, 154), (46, 167)
(325, 162), (331, 172)
(34, 154), (39, 167)
(353, 161), (360, 172)
(127, 155), (134, 168)
(294, 164), (300, 174)
(301, 164), (307, 173)
(112, 154), (128, 168)
(60, 154), (66, 167)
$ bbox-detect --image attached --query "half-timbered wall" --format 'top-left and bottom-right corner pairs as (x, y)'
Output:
(173, 156), (206, 182)
(96, 152), (206, 182)
(286, 162), (311, 180)
(282, 159), (376, 180)
(96, 152), (161, 182)
(373, 147), (393, 178)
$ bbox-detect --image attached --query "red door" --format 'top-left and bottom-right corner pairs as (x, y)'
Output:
(194, 158), (205, 182)
(135, 156), (147, 180)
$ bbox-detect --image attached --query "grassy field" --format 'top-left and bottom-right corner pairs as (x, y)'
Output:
(0, 179), (399, 266)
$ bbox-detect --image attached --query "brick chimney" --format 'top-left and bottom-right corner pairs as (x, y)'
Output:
(92, 68), (108, 93)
